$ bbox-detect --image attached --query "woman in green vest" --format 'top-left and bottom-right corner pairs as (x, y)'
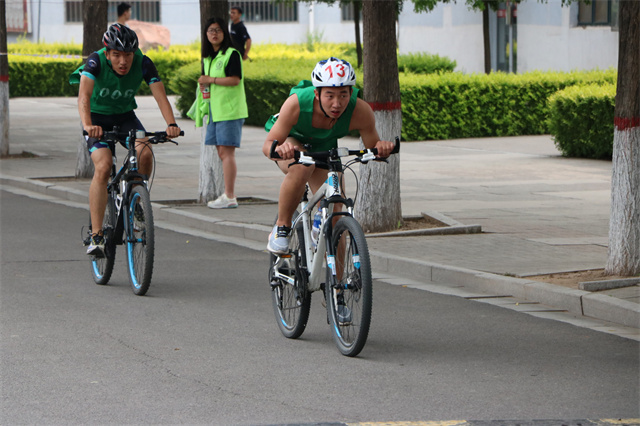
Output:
(198, 16), (248, 209)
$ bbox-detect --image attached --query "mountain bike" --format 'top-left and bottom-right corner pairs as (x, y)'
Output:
(82, 127), (181, 296)
(268, 137), (400, 356)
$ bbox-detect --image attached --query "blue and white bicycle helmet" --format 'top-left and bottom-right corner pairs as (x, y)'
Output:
(311, 57), (356, 87)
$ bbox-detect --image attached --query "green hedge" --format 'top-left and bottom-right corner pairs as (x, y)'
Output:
(398, 52), (456, 74)
(547, 84), (615, 159)
(168, 65), (616, 141)
(8, 40), (82, 55)
(8, 56), (82, 97)
(399, 70), (616, 141)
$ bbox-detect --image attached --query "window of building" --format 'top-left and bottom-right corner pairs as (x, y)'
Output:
(234, 1), (298, 22)
(341, 3), (361, 22)
(578, 0), (618, 27)
(64, 1), (160, 23)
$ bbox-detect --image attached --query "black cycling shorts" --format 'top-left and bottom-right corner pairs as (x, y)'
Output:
(84, 110), (146, 154)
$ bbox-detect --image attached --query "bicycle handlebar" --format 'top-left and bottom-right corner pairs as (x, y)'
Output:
(269, 136), (400, 163)
(83, 127), (184, 145)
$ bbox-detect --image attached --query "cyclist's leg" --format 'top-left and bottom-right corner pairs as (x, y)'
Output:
(135, 138), (153, 177)
(88, 144), (113, 235)
(274, 138), (316, 228)
(121, 114), (153, 178)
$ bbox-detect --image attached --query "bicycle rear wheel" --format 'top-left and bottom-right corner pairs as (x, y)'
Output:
(89, 192), (117, 285)
(270, 219), (311, 339)
(326, 216), (372, 357)
(126, 185), (154, 296)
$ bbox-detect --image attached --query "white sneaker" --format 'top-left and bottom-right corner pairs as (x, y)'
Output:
(207, 194), (238, 209)
(267, 225), (291, 255)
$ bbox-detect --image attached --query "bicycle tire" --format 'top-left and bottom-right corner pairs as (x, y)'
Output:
(326, 216), (372, 357)
(270, 219), (311, 339)
(89, 191), (117, 285)
(126, 185), (154, 296)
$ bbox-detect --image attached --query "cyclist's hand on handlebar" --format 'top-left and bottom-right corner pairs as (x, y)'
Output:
(166, 124), (182, 139)
(274, 141), (299, 161)
(84, 125), (103, 139)
(375, 140), (395, 158)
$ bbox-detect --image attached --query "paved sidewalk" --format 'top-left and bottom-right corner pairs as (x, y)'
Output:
(1, 96), (638, 337)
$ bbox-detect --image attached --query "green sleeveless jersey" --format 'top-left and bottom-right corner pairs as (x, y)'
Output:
(69, 48), (144, 115)
(265, 80), (359, 152)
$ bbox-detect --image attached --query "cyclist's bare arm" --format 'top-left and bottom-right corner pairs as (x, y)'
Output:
(78, 75), (103, 139)
(350, 98), (394, 158)
(149, 81), (181, 138)
(262, 94), (301, 160)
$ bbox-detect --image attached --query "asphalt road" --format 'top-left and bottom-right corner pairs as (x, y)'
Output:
(1, 189), (638, 425)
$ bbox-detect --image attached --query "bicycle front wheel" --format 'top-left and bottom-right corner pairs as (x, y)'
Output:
(326, 216), (372, 357)
(270, 220), (311, 339)
(90, 191), (117, 285)
(126, 185), (154, 296)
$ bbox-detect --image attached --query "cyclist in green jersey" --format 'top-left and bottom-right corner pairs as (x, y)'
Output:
(263, 57), (394, 254)
(71, 24), (182, 256)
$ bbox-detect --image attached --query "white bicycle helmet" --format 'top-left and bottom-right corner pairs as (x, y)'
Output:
(311, 57), (356, 87)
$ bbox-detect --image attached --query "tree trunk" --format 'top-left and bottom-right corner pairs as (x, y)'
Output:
(199, 0), (229, 33)
(0, 0), (9, 157)
(198, 0), (229, 203)
(82, 0), (108, 59)
(76, 0), (108, 178)
(606, 0), (640, 276)
(198, 128), (224, 203)
(356, 0), (402, 233)
(353, 0), (362, 68)
(482, 1), (491, 74)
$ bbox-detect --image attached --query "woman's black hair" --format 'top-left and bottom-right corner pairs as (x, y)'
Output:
(202, 16), (232, 59)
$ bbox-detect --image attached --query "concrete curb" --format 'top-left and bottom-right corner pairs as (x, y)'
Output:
(579, 277), (640, 291)
(153, 204), (270, 242)
(2, 173), (638, 329)
(0, 174), (87, 203)
(368, 250), (640, 329)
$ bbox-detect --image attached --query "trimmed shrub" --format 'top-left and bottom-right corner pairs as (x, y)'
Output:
(8, 56), (82, 97)
(169, 62), (201, 117)
(139, 47), (199, 95)
(399, 69), (617, 141)
(547, 84), (615, 159)
(8, 40), (82, 55)
(398, 52), (456, 74)
(251, 42), (358, 64)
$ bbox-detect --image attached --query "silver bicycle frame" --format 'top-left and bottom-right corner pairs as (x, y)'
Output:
(290, 168), (352, 292)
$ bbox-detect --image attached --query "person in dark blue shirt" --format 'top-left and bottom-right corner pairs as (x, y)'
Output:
(229, 6), (251, 60)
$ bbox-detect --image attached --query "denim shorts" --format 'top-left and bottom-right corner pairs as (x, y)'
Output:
(204, 118), (244, 147)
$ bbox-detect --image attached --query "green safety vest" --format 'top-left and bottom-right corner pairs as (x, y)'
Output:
(203, 48), (248, 122)
(264, 80), (359, 152)
(69, 48), (144, 115)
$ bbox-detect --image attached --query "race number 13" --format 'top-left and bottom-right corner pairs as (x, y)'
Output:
(324, 64), (346, 78)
